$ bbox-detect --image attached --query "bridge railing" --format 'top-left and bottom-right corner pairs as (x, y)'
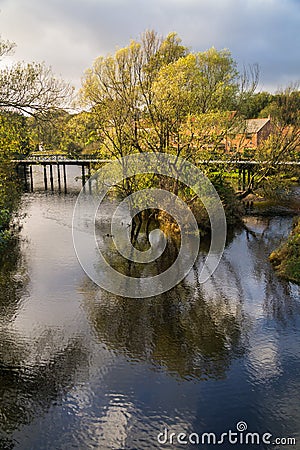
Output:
(197, 159), (300, 166)
(13, 153), (104, 162)
(27, 154), (89, 161)
(12, 154), (300, 166)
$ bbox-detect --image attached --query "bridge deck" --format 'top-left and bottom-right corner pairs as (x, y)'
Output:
(12, 159), (110, 165)
(12, 158), (300, 166)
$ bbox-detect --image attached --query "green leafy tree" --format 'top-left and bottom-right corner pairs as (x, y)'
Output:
(192, 47), (239, 113)
(27, 109), (70, 153)
(0, 35), (72, 117)
(0, 35), (73, 250)
(80, 30), (254, 235)
(240, 91), (273, 119)
(270, 218), (300, 284)
(60, 111), (102, 157)
(238, 84), (300, 199)
(81, 31), (246, 161)
(0, 113), (22, 248)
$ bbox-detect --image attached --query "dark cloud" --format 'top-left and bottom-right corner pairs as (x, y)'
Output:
(0, 0), (299, 92)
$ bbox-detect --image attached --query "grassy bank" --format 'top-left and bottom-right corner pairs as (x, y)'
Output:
(269, 217), (300, 284)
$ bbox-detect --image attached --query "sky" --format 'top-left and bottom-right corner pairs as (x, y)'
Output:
(0, 0), (299, 93)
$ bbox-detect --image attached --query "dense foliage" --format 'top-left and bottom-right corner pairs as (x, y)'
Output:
(0, 113), (26, 250)
(0, 35), (72, 252)
(270, 218), (300, 284)
(79, 31), (259, 230)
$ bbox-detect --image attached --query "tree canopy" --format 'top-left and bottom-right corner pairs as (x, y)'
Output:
(0, 35), (73, 249)
(0, 36), (72, 117)
(80, 31), (253, 165)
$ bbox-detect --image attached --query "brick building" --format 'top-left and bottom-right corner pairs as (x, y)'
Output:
(226, 117), (271, 152)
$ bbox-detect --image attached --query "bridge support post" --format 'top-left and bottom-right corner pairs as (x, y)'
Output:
(29, 165), (33, 191)
(88, 163), (92, 194)
(43, 164), (48, 191)
(49, 164), (54, 191)
(82, 164), (86, 188)
(57, 164), (61, 192)
(23, 163), (29, 191)
(63, 164), (67, 194)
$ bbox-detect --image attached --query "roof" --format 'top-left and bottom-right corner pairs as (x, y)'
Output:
(246, 118), (270, 134)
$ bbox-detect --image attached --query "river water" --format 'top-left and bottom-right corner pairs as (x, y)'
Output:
(0, 166), (300, 449)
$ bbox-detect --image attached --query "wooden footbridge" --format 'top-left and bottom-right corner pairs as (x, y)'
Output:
(13, 155), (110, 193)
(13, 154), (300, 193)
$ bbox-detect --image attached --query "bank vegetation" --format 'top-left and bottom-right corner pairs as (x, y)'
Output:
(270, 218), (300, 284)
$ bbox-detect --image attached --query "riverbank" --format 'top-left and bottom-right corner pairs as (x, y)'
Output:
(0, 179), (21, 254)
(269, 217), (300, 284)
(0, 187), (21, 253)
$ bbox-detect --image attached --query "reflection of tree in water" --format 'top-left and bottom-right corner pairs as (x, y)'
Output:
(84, 216), (300, 382)
(83, 272), (248, 381)
(0, 241), (89, 448)
(0, 330), (89, 449)
(0, 238), (28, 320)
(241, 217), (300, 324)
